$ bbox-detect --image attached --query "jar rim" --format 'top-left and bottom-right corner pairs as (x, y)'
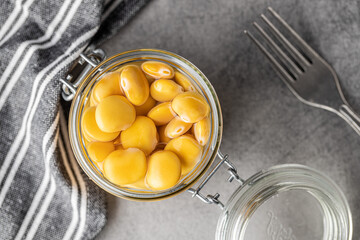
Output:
(68, 49), (223, 201)
(216, 164), (352, 240)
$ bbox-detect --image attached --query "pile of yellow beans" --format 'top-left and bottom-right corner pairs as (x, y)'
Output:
(81, 61), (211, 191)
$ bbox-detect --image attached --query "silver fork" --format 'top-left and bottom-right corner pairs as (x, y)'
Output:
(245, 7), (360, 135)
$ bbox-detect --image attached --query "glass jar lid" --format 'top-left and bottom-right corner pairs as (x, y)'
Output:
(215, 164), (352, 240)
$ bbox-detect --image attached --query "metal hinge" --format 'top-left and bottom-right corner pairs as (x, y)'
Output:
(188, 151), (244, 209)
(60, 48), (106, 101)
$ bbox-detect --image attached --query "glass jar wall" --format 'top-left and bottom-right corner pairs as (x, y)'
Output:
(216, 164), (352, 240)
(68, 49), (223, 201)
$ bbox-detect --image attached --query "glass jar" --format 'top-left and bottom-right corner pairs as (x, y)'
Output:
(61, 49), (352, 239)
(66, 49), (222, 201)
(215, 164), (352, 240)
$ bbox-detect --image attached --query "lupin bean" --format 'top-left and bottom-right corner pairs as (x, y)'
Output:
(121, 116), (158, 155)
(87, 142), (115, 163)
(141, 61), (174, 79)
(165, 116), (192, 139)
(193, 116), (211, 146)
(174, 72), (195, 91)
(147, 102), (176, 126)
(165, 135), (203, 175)
(150, 79), (184, 102)
(91, 72), (122, 106)
(103, 148), (147, 185)
(146, 150), (181, 190)
(82, 107), (119, 142)
(121, 65), (149, 106)
(95, 95), (136, 133)
(172, 92), (210, 123)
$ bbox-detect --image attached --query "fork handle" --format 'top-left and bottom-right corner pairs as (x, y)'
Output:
(338, 104), (360, 136)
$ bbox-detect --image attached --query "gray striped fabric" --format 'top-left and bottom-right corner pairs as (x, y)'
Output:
(0, 0), (149, 239)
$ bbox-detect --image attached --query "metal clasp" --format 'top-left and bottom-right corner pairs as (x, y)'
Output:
(60, 48), (106, 101)
(188, 151), (244, 209)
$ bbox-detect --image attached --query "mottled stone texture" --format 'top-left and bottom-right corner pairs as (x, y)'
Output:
(98, 0), (360, 239)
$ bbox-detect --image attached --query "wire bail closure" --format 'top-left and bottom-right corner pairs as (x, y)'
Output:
(188, 151), (244, 209)
(60, 48), (106, 101)
(61, 49), (241, 208)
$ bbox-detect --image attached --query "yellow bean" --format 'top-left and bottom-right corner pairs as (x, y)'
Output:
(165, 135), (203, 175)
(150, 79), (184, 102)
(147, 102), (176, 126)
(146, 150), (181, 190)
(91, 72), (122, 106)
(81, 107), (119, 142)
(86, 142), (115, 163)
(171, 92), (210, 123)
(121, 65), (149, 106)
(103, 148), (147, 185)
(193, 116), (211, 146)
(158, 125), (171, 144)
(174, 72), (195, 91)
(121, 116), (158, 155)
(95, 95), (136, 133)
(141, 61), (174, 79)
(134, 95), (156, 116)
(165, 116), (192, 138)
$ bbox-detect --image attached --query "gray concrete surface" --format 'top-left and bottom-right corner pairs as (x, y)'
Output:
(97, 0), (360, 239)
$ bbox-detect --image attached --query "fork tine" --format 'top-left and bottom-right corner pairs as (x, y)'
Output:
(244, 30), (295, 85)
(260, 14), (311, 68)
(268, 7), (319, 60)
(253, 22), (302, 78)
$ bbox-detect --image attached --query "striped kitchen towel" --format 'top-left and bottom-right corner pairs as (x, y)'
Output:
(0, 0), (150, 239)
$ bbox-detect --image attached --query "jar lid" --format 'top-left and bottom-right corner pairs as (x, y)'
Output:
(215, 164), (352, 240)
